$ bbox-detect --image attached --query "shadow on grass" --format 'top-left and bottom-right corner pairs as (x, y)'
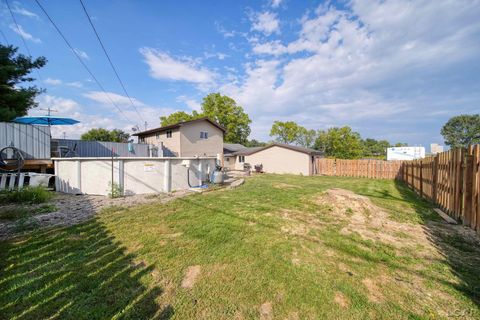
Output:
(393, 180), (480, 308)
(0, 218), (171, 319)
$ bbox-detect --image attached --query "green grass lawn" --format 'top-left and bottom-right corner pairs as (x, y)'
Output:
(1, 175), (479, 319)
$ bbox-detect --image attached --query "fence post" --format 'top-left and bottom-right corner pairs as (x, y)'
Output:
(463, 154), (474, 227)
(419, 160), (423, 197)
(473, 145), (480, 233)
(432, 155), (438, 203)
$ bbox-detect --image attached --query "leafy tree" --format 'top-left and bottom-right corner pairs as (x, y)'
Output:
(362, 138), (390, 157)
(160, 111), (200, 126)
(201, 93), (251, 144)
(159, 93), (251, 144)
(110, 129), (130, 142)
(394, 142), (408, 147)
(0, 45), (47, 121)
(441, 114), (480, 148)
(296, 128), (317, 148)
(81, 128), (130, 142)
(314, 126), (363, 159)
(270, 121), (303, 144)
(245, 139), (267, 147)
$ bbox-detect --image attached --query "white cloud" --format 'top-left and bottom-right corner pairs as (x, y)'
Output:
(73, 48), (89, 60)
(223, 0), (480, 143)
(271, 0), (282, 8)
(251, 12), (280, 36)
(30, 93), (176, 139)
(204, 51), (228, 60)
(66, 81), (83, 88)
(44, 78), (62, 85)
(9, 24), (41, 43)
(140, 47), (216, 84)
(12, 4), (39, 19)
(215, 21), (236, 38)
(84, 91), (146, 108)
(176, 95), (202, 111)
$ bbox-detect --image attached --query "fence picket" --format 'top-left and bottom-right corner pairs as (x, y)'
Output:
(315, 145), (480, 232)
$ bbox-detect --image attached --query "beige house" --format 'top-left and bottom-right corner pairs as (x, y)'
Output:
(133, 117), (225, 157)
(224, 143), (323, 176)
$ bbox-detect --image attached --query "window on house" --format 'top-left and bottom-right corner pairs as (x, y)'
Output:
(226, 157), (230, 162)
(139, 137), (145, 143)
(239, 155), (245, 163)
(200, 131), (208, 139)
(156, 133), (160, 140)
(166, 130), (172, 138)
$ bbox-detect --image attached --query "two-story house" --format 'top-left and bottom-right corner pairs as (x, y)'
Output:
(133, 117), (225, 157)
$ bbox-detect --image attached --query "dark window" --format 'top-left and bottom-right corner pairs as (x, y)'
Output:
(200, 131), (208, 139)
(156, 133), (160, 139)
(166, 130), (172, 138)
(239, 155), (245, 163)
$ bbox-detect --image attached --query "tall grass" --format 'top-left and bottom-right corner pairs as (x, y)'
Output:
(0, 187), (52, 204)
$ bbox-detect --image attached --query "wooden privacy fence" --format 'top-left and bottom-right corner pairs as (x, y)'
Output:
(401, 145), (480, 232)
(316, 158), (403, 179)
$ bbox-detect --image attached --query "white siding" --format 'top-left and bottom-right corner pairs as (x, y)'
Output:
(241, 146), (312, 175)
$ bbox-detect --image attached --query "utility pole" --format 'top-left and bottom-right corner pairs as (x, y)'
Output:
(40, 107), (58, 116)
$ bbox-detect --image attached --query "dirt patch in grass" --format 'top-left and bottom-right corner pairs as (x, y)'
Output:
(362, 278), (385, 303)
(181, 265), (201, 289)
(334, 291), (350, 308)
(314, 188), (435, 252)
(259, 301), (273, 320)
(273, 183), (300, 189)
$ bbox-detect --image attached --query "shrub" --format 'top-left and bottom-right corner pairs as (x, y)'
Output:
(0, 208), (30, 221)
(0, 187), (52, 204)
(107, 182), (123, 199)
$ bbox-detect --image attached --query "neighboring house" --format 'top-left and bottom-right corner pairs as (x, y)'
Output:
(133, 117), (225, 157)
(223, 143), (323, 176)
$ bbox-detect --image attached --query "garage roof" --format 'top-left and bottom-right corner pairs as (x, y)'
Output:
(233, 143), (323, 156)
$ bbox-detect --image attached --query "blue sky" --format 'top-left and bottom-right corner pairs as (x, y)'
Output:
(1, 0), (479, 149)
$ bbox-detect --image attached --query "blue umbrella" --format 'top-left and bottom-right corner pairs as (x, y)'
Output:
(13, 115), (80, 126)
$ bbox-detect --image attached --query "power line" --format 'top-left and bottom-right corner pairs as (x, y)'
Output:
(0, 29), (10, 44)
(34, 0), (130, 122)
(5, 0), (43, 82)
(79, 0), (145, 124)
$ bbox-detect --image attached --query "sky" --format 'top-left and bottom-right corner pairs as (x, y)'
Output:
(1, 0), (479, 149)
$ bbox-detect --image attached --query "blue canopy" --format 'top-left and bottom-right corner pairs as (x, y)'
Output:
(13, 116), (80, 126)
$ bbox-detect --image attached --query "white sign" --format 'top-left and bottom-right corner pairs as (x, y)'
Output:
(144, 163), (155, 172)
(387, 147), (425, 161)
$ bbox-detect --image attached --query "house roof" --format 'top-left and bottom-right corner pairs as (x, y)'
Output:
(132, 117), (226, 136)
(223, 143), (247, 153)
(233, 143), (323, 156)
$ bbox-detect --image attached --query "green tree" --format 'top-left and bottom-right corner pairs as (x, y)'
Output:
(81, 128), (130, 142)
(314, 126), (363, 159)
(296, 128), (317, 148)
(159, 93), (251, 144)
(245, 139), (267, 147)
(0, 45), (47, 121)
(441, 114), (480, 148)
(201, 93), (251, 144)
(160, 111), (200, 126)
(362, 138), (390, 157)
(270, 121), (303, 144)
(394, 142), (408, 147)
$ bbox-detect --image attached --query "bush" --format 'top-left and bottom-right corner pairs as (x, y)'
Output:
(0, 187), (53, 204)
(107, 182), (123, 199)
